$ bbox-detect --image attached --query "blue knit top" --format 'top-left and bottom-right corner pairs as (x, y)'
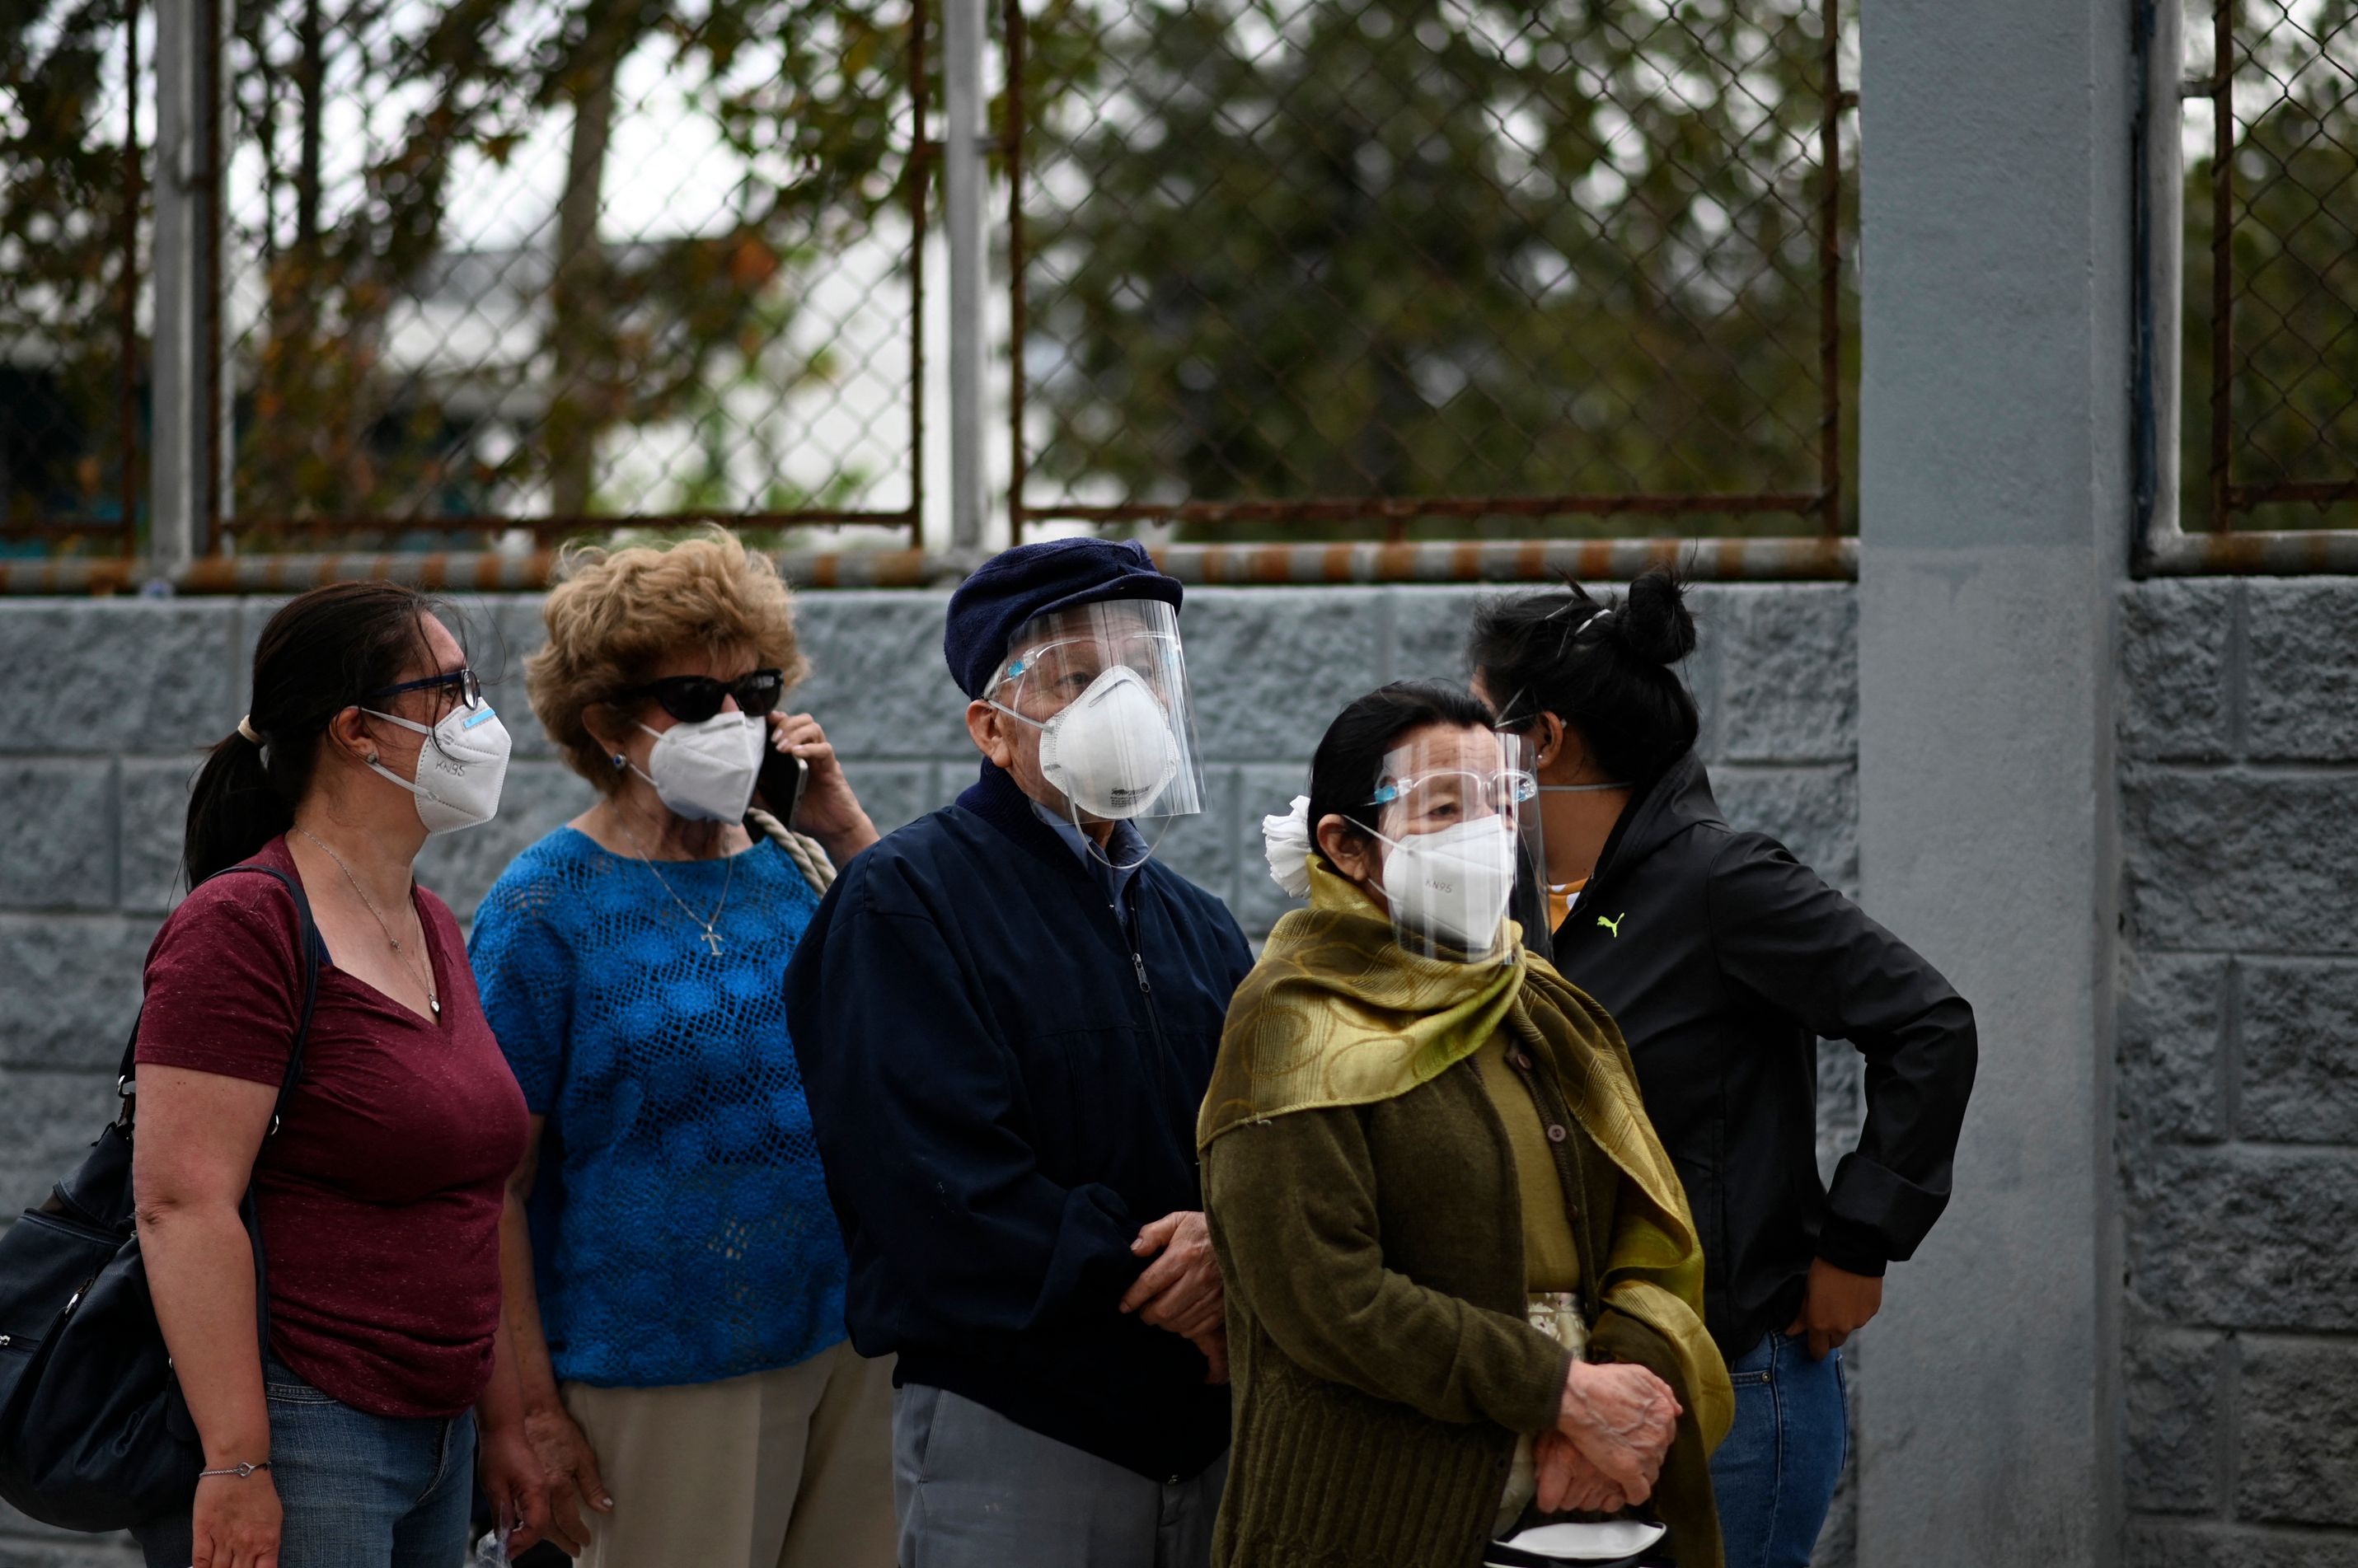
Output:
(468, 826), (847, 1388)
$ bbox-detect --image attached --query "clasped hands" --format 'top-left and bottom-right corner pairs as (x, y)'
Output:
(1532, 1359), (1682, 1514)
(1119, 1210), (1230, 1384)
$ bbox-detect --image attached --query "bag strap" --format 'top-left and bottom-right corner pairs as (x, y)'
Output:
(211, 864), (325, 1370)
(746, 807), (837, 898)
(118, 861), (325, 1373)
(229, 864), (328, 1133)
(116, 862), (326, 1127)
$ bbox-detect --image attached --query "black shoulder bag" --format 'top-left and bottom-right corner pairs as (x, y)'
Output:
(0, 864), (324, 1533)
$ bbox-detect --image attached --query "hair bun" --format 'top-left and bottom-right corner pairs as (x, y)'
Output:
(1611, 567), (1697, 667)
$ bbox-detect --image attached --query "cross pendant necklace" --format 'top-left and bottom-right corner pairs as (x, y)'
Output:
(617, 817), (736, 959)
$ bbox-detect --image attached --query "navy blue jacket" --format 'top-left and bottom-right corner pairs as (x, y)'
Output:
(783, 762), (1254, 1481)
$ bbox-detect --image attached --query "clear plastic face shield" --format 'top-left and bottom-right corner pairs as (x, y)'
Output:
(984, 598), (1206, 851)
(1486, 691), (1620, 957)
(1349, 727), (1537, 964)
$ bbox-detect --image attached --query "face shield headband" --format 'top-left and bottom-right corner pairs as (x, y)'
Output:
(983, 600), (1206, 847)
(1490, 604), (1630, 793)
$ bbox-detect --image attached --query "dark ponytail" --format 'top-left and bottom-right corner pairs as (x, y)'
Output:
(183, 582), (440, 887)
(1467, 564), (1699, 785)
(1304, 680), (1498, 872)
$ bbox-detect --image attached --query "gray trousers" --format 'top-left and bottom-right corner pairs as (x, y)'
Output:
(892, 1383), (1227, 1568)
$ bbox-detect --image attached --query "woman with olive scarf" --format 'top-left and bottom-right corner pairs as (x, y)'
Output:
(1200, 682), (1729, 1568)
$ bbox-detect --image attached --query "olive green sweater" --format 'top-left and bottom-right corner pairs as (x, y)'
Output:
(1203, 1051), (1723, 1568)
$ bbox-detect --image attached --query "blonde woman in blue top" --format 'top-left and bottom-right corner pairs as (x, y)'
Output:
(469, 532), (888, 1568)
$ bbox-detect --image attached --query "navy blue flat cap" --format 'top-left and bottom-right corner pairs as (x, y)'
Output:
(945, 538), (1185, 699)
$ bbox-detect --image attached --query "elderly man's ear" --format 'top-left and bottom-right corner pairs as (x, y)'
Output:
(967, 700), (1018, 770)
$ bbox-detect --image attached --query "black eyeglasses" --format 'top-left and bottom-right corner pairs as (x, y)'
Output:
(613, 669), (785, 723)
(363, 667), (483, 713)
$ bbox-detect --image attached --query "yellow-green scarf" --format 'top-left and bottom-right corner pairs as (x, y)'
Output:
(1200, 861), (1732, 1447)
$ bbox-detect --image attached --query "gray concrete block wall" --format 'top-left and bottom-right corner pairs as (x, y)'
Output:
(0, 582), (1863, 1560)
(2116, 577), (2358, 1568)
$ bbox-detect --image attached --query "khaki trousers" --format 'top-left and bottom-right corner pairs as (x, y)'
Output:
(562, 1340), (896, 1568)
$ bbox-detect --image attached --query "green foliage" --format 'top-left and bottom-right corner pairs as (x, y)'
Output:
(0, 0), (141, 537)
(5, 0), (2349, 545)
(1016, 0), (1854, 540)
(222, 0), (921, 538)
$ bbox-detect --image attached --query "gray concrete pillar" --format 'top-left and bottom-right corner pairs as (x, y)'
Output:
(1854, 1), (2131, 1564)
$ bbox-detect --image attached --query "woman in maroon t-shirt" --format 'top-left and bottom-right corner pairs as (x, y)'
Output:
(130, 583), (544, 1568)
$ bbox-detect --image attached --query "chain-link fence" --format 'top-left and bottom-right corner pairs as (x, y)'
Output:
(0, 2), (146, 555)
(215, 0), (927, 552)
(2186, 0), (2358, 531)
(1007, 0), (1857, 544)
(9, 0), (1873, 563)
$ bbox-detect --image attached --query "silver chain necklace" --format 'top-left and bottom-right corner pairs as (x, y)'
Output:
(616, 817), (738, 958)
(294, 827), (440, 1016)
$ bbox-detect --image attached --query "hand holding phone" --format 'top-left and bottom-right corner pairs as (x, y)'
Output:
(755, 744), (809, 827)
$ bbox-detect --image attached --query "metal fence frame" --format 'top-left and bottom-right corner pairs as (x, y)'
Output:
(16, 0), (2358, 591)
(185, 1), (935, 556)
(2205, 0), (2358, 527)
(1000, 0), (1857, 547)
(2137, 0), (2358, 573)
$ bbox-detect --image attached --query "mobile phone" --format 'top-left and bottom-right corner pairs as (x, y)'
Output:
(756, 747), (809, 827)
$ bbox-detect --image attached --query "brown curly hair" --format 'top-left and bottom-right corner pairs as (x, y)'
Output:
(527, 528), (810, 793)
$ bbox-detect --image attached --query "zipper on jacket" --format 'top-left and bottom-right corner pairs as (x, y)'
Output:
(1121, 897), (1170, 1060)
(1125, 892), (1204, 1192)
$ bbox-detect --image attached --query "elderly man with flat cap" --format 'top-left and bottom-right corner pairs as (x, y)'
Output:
(785, 538), (1253, 1568)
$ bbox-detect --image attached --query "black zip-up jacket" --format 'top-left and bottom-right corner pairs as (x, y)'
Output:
(783, 761), (1253, 1481)
(1544, 751), (1976, 1364)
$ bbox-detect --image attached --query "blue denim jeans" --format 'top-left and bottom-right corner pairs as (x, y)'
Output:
(135, 1359), (476, 1568)
(1708, 1332), (1847, 1568)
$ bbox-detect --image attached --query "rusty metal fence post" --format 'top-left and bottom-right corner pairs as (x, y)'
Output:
(945, 0), (991, 551)
(150, 0), (226, 583)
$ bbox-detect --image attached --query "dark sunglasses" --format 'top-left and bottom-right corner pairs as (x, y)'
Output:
(362, 667), (484, 712)
(614, 668), (785, 723)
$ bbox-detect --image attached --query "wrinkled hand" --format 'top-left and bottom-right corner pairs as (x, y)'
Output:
(476, 1420), (554, 1555)
(1534, 1428), (1630, 1515)
(1785, 1257), (1882, 1361)
(765, 711), (877, 852)
(1122, 1211), (1224, 1341)
(1555, 1360), (1681, 1505)
(190, 1470), (282, 1568)
(521, 1405), (614, 1556)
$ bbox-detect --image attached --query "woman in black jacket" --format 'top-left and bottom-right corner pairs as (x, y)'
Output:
(1467, 569), (1976, 1568)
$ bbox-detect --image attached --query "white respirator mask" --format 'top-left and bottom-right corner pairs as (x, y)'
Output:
(363, 704), (513, 835)
(998, 664), (1180, 821)
(635, 713), (766, 823)
(1371, 815), (1521, 957)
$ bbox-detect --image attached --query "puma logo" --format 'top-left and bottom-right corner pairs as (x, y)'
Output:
(1596, 912), (1625, 938)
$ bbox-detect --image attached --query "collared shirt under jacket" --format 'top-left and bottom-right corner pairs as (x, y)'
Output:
(783, 761), (1254, 1482)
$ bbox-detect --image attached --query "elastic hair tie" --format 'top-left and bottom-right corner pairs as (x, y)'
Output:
(236, 715), (264, 745)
